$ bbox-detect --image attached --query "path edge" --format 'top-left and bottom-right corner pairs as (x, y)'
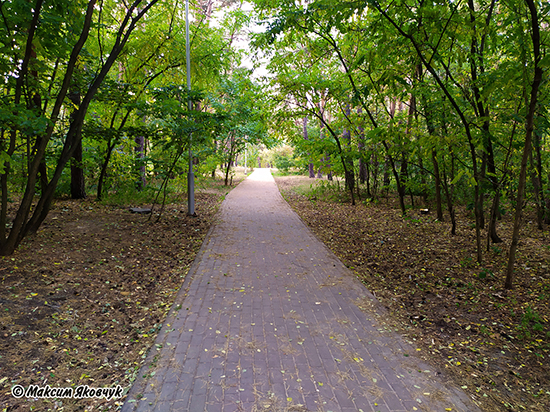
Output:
(120, 191), (234, 410)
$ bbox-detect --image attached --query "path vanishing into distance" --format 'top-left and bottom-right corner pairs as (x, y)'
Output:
(123, 168), (480, 412)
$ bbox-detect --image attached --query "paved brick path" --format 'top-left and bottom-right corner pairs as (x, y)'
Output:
(123, 169), (480, 412)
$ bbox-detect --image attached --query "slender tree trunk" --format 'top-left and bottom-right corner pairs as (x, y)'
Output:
(365, 157), (371, 199)
(225, 137), (235, 186)
(358, 146), (367, 184)
(357, 108), (367, 185)
(398, 154), (408, 212)
(505, 0), (543, 289)
(487, 190), (500, 250)
(70, 139), (86, 198)
(135, 134), (146, 190)
(303, 116), (315, 178)
(211, 137), (217, 178)
(442, 158), (457, 235)
(432, 149), (444, 220)
(381, 143), (406, 215)
(69, 90), (86, 199)
(97, 139), (117, 201)
(0, 155), (8, 243)
(383, 156), (390, 189)
(372, 151), (379, 197)
(342, 104), (355, 204)
(529, 130), (544, 229)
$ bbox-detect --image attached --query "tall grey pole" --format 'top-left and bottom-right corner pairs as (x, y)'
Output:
(186, 0), (195, 216)
(244, 143), (247, 175)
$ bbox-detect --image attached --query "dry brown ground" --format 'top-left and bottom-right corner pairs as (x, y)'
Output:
(0, 176), (242, 412)
(274, 174), (550, 412)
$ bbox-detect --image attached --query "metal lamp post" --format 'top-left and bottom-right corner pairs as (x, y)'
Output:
(185, 0), (195, 216)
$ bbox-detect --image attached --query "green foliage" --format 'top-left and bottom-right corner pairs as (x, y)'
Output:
(476, 268), (494, 280)
(99, 177), (182, 206)
(273, 152), (294, 172)
(517, 306), (547, 341)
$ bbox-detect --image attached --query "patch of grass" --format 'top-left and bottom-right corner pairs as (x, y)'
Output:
(477, 268), (495, 280)
(517, 306), (547, 340)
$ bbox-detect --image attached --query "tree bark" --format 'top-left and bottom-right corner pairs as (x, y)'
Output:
(529, 129), (545, 229)
(96, 140), (116, 201)
(69, 90), (86, 199)
(342, 103), (355, 204)
(303, 116), (315, 178)
(432, 149), (444, 220)
(135, 135), (146, 190)
(70, 139), (86, 199)
(505, 0), (543, 289)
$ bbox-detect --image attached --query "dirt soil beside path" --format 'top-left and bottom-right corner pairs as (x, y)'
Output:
(275, 174), (550, 412)
(0, 179), (237, 411)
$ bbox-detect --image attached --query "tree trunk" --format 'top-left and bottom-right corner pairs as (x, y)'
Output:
(442, 160), (457, 235)
(225, 142), (235, 186)
(372, 151), (379, 197)
(432, 149), (444, 221)
(342, 104), (355, 204)
(0, 158), (9, 244)
(357, 107), (367, 185)
(505, 0), (542, 289)
(69, 89), (86, 199)
(487, 190), (501, 250)
(224, 161), (232, 186)
(135, 134), (146, 190)
(97, 138), (118, 201)
(303, 116), (315, 178)
(358, 148), (367, 185)
(70, 139), (86, 199)
(530, 130), (545, 229)
(365, 157), (371, 198)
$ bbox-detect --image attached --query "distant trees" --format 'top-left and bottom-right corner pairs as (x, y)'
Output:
(209, 70), (272, 185)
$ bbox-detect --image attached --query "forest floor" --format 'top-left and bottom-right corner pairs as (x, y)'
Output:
(0, 172), (246, 412)
(274, 174), (550, 412)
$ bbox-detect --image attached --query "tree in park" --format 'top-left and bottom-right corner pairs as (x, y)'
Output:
(0, 0), (164, 255)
